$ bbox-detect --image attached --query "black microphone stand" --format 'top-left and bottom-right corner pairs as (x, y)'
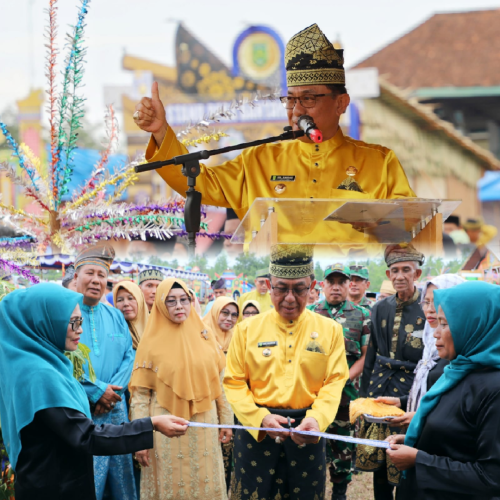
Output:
(135, 127), (305, 257)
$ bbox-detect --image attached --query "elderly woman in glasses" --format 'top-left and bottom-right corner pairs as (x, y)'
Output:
(130, 279), (233, 500)
(241, 300), (261, 321)
(376, 275), (465, 428)
(204, 297), (240, 354)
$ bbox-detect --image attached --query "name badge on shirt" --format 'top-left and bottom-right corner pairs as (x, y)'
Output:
(412, 329), (424, 339)
(270, 175), (296, 182)
(258, 341), (278, 348)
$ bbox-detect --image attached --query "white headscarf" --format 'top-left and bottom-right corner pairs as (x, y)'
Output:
(407, 274), (465, 412)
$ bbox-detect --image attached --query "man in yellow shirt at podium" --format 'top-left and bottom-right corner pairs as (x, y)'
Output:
(133, 24), (415, 251)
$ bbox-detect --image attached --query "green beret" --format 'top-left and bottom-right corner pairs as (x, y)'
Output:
(255, 268), (269, 279)
(324, 263), (350, 280)
(349, 265), (369, 280)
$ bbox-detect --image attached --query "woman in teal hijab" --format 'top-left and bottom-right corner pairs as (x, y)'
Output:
(0, 283), (188, 500)
(385, 281), (500, 500)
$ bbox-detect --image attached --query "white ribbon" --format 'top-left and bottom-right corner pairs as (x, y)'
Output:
(188, 421), (389, 449)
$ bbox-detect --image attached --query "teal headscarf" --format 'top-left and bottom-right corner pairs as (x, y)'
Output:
(405, 281), (500, 447)
(0, 283), (91, 470)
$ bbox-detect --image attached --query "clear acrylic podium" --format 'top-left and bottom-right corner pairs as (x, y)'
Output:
(231, 198), (462, 257)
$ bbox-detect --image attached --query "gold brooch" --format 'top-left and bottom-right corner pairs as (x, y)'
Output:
(274, 184), (286, 194)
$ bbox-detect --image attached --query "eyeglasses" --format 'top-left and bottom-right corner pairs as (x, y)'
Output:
(220, 309), (239, 320)
(69, 317), (84, 331)
(271, 285), (310, 298)
(165, 297), (191, 307)
(421, 300), (434, 310)
(279, 93), (336, 109)
(243, 311), (259, 317)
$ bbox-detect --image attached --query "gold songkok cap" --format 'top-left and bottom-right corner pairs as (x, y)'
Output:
(462, 217), (484, 231)
(74, 244), (115, 272)
(285, 23), (345, 87)
(269, 245), (314, 279)
(384, 243), (425, 268)
(138, 269), (165, 285)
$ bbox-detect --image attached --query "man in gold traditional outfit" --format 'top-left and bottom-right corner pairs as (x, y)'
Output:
(133, 24), (415, 248)
(223, 245), (349, 500)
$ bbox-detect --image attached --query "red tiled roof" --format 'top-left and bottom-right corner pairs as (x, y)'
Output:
(354, 9), (500, 89)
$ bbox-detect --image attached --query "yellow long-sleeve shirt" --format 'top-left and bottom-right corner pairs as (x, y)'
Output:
(223, 308), (349, 441)
(146, 126), (415, 220)
(146, 126), (415, 251)
(238, 289), (274, 314)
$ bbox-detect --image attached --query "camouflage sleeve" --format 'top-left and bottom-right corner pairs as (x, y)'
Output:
(360, 307), (377, 398)
(361, 308), (371, 347)
(354, 305), (371, 347)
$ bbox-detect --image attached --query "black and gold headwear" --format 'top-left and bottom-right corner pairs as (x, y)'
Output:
(269, 245), (314, 279)
(138, 269), (165, 285)
(74, 244), (115, 272)
(285, 24), (345, 87)
(384, 243), (425, 268)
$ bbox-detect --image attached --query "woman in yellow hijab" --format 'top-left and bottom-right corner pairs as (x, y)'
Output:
(203, 296), (239, 491)
(113, 280), (149, 349)
(203, 297), (239, 354)
(129, 278), (233, 500)
(240, 300), (261, 321)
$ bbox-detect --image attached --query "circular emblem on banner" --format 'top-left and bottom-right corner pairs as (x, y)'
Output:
(237, 32), (281, 81)
(233, 26), (286, 89)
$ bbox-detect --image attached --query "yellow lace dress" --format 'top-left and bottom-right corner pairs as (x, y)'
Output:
(130, 373), (233, 500)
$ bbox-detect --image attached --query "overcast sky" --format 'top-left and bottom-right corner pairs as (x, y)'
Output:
(1, 0), (499, 126)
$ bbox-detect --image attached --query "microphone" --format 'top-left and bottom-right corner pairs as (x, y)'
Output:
(297, 115), (323, 143)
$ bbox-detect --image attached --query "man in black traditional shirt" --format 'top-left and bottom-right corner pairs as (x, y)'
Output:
(357, 244), (425, 500)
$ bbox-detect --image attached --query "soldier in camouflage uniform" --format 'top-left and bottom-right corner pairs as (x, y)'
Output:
(313, 263), (371, 500)
(348, 265), (375, 312)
